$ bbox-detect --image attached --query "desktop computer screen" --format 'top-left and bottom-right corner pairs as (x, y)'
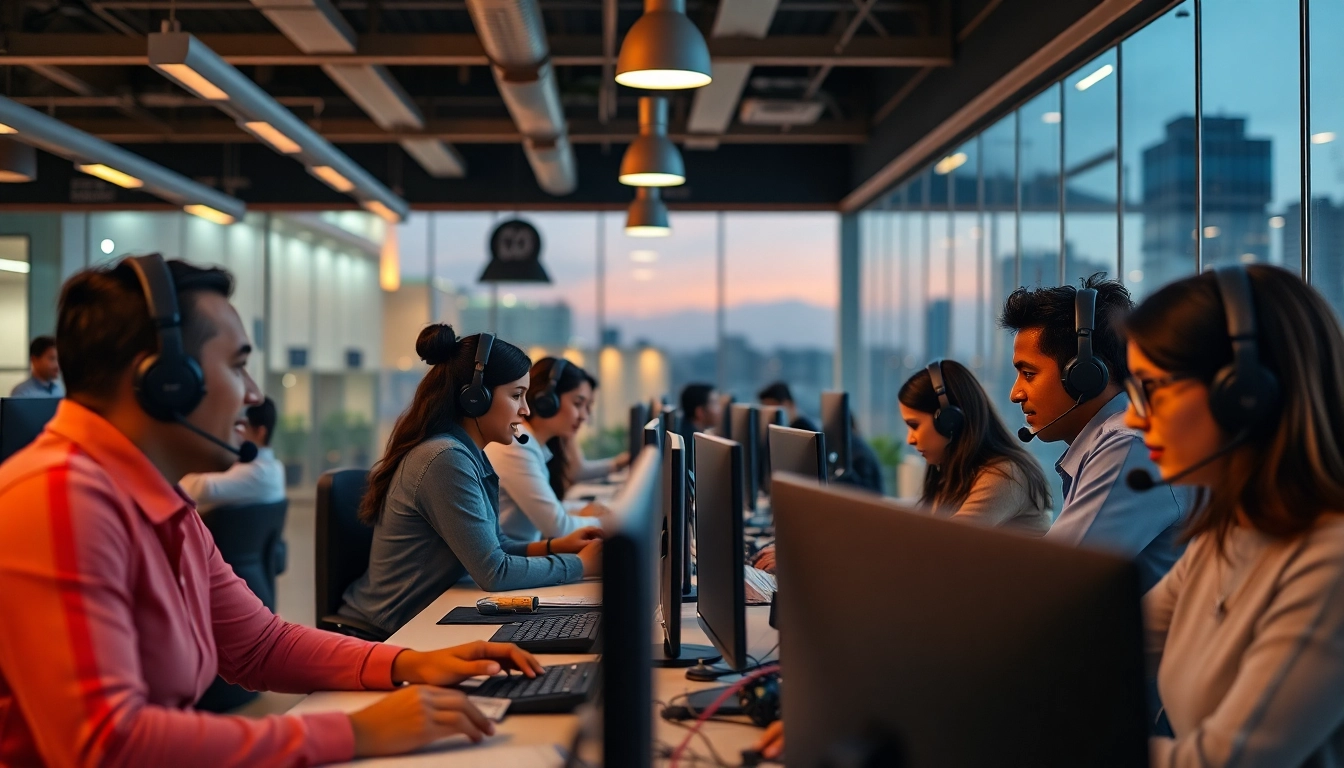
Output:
(657, 406), (681, 442)
(600, 445), (662, 768)
(771, 476), (1148, 767)
(692, 433), (748, 672)
(767, 424), (827, 484)
(655, 432), (718, 667)
(0, 397), (60, 464)
(729, 404), (759, 512)
(643, 417), (661, 450)
(718, 394), (735, 439)
(819, 391), (851, 480)
(757, 405), (785, 495)
(628, 402), (651, 467)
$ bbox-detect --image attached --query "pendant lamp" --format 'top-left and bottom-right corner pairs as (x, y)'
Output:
(0, 139), (36, 183)
(620, 96), (685, 187)
(626, 187), (671, 237)
(615, 0), (712, 91)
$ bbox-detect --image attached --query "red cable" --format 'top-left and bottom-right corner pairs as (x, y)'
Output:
(669, 664), (780, 768)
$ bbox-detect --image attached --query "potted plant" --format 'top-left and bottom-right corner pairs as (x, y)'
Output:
(274, 414), (309, 487)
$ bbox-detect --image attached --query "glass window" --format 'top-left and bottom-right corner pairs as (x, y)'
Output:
(944, 139), (980, 366)
(981, 115), (1019, 420)
(1121, 1), (1196, 301)
(1201, 0), (1301, 273)
(1309, 0), (1344, 317)
(1064, 48), (1120, 285)
(0, 235), (30, 396)
(1020, 84), (1064, 288)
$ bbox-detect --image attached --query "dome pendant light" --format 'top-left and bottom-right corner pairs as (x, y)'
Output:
(626, 187), (671, 237)
(616, 0), (712, 91)
(0, 139), (36, 183)
(619, 96), (685, 187)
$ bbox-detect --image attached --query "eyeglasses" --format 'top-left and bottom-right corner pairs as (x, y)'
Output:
(1124, 374), (1192, 420)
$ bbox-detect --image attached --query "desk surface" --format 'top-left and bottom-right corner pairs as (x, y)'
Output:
(291, 579), (778, 766)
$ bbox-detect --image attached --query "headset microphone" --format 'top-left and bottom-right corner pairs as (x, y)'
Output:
(514, 427), (530, 445)
(1017, 400), (1083, 443)
(172, 413), (257, 463)
(1126, 435), (1247, 491)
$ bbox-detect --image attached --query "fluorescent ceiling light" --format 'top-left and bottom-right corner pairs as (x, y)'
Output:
(364, 200), (401, 223)
(242, 121), (302, 154)
(1269, 216), (1285, 229)
(156, 63), (229, 101)
(1074, 64), (1114, 92)
(1311, 131), (1336, 145)
(311, 165), (355, 192)
(76, 163), (144, 189)
(185, 204), (236, 225)
(0, 258), (30, 274)
(0, 123), (15, 135)
(934, 152), (968, 175)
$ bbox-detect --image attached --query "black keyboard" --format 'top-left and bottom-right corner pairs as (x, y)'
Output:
(489, 611), (602, 653)
(467, 661), (598, 714)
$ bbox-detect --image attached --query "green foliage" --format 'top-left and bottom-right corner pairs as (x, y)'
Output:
(582, 426), (628, 460)
(273, 414), (309, 462)
(868, 435), (904, 496)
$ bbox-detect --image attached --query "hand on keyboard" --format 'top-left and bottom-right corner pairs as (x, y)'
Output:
(349, 685), (496, 758)
(391, 641), (546, 686)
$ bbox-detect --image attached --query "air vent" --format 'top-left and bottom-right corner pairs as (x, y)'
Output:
(738, 99), (824, 126)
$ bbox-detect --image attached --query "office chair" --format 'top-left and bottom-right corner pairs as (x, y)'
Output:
(195, 499), (289, 712)
(315, 469), (388, 642)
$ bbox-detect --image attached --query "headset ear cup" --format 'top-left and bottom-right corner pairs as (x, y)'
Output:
(135, 353), (206, 422)
(1063, 357), (1110, 402)
(458, 384), (492, 419)
(933, 406), (965, 439)
(531, 392), (561, 419)
(1209, 363), (1281, 434)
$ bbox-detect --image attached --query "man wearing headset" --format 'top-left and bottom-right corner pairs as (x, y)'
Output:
(1001, 274), (1191, 594)
(0, 256), (549, 766)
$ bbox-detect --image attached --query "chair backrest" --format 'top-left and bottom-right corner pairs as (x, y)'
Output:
(315, 469), (373, 623)
(199, 500), (289, 611)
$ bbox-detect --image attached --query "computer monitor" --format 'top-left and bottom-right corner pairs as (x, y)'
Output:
(628, 402), (650, 466)
(657, 406), (681, 440)
(600, 445), (662, 768)
(692, 433), (748, 672)
(756, 405), (786, 495)
(654, 432), (719, 668)
(767, 424), (827, 484)
(819, 391), (851, 479)
(718, 394), (735, 438)
(643, 417), (661, 450)
(729, 404), (759, 512)
(772, 476), (1147, 767)
(0, 397), (60, 464)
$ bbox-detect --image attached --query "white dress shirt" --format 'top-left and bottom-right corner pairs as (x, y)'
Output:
(485, 422), (607, 542)
(179, 446), (287, 513)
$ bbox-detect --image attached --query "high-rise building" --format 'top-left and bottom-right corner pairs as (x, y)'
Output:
(1284, 199), (1344, 312)
(1141, 116), (1272, 290)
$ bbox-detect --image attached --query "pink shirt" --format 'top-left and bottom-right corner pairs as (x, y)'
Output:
(0, 401), (405, 767)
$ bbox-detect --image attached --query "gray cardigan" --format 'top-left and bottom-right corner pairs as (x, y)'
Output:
(339, 422), (584, 635)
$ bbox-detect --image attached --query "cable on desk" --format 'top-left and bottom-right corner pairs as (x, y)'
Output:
(670, 664), (780, 768)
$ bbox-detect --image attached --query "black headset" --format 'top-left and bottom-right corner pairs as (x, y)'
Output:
(528, 357), (570, 419)
(126, 254), (207, 422)
(458, 332), (496, 419)
(926, 360), (964, 438)
(1210, 265), (1280, 434)
(1061, 286), (1111, 402)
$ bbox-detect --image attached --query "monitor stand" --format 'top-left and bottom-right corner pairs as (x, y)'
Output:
(682, 684), (746, 716)
(685, 660), (739, 682)
(653, 642), (721, 669)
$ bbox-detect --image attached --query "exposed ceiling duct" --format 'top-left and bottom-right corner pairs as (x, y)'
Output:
(249, 0), (467, 179)
(465, 0), (577, 196)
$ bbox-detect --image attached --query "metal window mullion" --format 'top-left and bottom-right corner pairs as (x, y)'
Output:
(1015, 110), (1022, 289)
(1300, 0), (1311, 279)
(1194, 0), (1204, 273)
(1116, 44), (1125, 284)
(1058, 82), (1067, 284)
(977, 133), (986, 368)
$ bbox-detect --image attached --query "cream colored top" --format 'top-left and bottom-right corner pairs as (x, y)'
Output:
(928, 460), (1051, 537)
(1145, 513), (1344, 767)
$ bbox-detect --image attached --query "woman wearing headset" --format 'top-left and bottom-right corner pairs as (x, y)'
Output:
(340, 326), (603, 637)
(1126, 265), (1344, 766)
(898, 359), (1052, 534)
(486, 357), (613, 541)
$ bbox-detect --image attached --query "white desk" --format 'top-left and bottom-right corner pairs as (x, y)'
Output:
(290, 580), (778, 766)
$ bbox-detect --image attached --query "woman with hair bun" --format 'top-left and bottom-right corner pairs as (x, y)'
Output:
(340, 326), (604, 637)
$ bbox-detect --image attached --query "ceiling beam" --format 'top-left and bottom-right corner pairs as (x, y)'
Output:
(53, 116), (870, 144)
(0, 33), (952, 67)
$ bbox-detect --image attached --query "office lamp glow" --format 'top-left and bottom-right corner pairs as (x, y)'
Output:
(615, 0), (712, 90)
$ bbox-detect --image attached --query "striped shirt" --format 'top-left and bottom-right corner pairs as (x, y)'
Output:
(0, 400), (404, 767)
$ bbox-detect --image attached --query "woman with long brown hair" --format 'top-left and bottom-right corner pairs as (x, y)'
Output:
(897, 359), (1052, 535)
(340, 326), (603, 637)
(1125, 265), (1344, 766)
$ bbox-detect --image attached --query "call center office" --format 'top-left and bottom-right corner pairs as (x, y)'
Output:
(2, 0), (1343, 766)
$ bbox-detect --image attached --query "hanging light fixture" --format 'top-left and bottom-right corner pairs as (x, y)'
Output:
(620, 96), (685, 187)
(0, 139), (36, 183)
(625, 187), (671, 237)
(615, 0), (712, 90)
